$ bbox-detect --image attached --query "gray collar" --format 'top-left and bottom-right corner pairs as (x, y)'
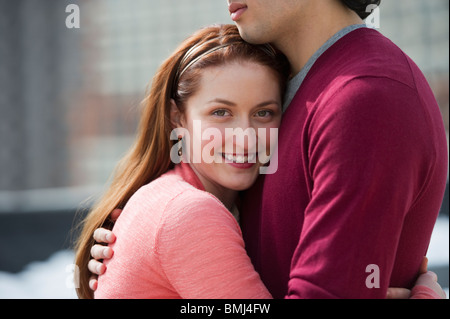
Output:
(282, 24), (367, 112)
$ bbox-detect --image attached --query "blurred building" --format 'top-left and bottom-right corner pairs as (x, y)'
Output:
(67, 0), (231, 189)
(0, 0), (447, 202)
(0, 1), (73, 192)
(379, 0), (449, 133)
(0, 0), (231, 212)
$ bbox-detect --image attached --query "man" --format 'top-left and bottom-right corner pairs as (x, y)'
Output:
(89, 0), (447, 298)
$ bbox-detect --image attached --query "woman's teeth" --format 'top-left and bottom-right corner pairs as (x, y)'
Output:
(222, 153), (256, 163)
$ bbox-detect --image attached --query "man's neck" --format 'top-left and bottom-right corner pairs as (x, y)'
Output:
(273, 1), (363, 75)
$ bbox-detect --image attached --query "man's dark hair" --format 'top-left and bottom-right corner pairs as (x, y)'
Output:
(342, 0), (381, 20)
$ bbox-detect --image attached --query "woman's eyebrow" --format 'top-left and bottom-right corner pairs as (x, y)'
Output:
(207, 98), (280, 107)
(207, 98), (237, 106)
(255, 100), (280, 108)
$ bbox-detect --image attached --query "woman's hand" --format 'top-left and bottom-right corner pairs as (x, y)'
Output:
(87, 209), (121, 290)
(386, 257), (446, 299)
(411, 269), (446, 299)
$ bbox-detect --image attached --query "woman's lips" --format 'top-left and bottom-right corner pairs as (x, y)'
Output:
(227, 161), (255, 169)
(228, 3), (248, 21)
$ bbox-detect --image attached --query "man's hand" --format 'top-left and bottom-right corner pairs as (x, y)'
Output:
(88, 208), (121, 290)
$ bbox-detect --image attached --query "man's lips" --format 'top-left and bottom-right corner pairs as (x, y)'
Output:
(228, 3), (248, 21)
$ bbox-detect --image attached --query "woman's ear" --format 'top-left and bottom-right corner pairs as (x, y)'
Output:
(170, 99), (184, 129)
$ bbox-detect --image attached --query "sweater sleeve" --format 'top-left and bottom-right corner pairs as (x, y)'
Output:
(410, 286), (444, 299)
(156, 189), (272, 299)
(287, 77), (436, 298)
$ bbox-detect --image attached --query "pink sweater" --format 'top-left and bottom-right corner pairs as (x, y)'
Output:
(95, 162), (271, 299)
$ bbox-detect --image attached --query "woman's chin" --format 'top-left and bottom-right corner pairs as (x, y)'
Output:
(220, 170), (260, 191)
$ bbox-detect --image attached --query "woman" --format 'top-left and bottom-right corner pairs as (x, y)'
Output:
(75, 24), (289, 299)
(75, 24), (445, 299)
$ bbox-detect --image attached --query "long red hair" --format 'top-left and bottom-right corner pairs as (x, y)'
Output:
(74, 24), (289, 299)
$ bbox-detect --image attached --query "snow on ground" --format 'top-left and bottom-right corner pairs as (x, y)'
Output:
(427, 216), (449, 266)
(0, 217), (448, 299)
(0, 250), (77, 299)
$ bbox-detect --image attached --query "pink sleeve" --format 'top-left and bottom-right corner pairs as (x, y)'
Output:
(410, 285), (443, 299)
(156, 190), (272, 299)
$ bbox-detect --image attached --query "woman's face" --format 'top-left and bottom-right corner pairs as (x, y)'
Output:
(174, 61), (282, 198)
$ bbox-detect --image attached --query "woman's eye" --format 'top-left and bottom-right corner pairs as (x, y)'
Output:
(212, 109), (230, 117)
(256, 110), (272, 117)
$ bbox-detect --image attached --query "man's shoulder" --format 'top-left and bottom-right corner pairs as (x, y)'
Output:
(336, 28), (415, 86)
(310, 29), (411, 85)
(291, 28), (422, 107)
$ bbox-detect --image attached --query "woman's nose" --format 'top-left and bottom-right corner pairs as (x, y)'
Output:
(225, 118), (257, 153)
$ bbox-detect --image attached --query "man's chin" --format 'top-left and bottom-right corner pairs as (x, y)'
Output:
(235, 25), (269, 45)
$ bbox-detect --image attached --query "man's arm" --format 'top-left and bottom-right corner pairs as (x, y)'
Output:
(287, 77), (442, 298)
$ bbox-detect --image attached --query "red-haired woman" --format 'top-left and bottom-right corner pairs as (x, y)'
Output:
(75, 24), (289, 299)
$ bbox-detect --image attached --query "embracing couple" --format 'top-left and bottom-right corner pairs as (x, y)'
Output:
(74, 0), (448, 299)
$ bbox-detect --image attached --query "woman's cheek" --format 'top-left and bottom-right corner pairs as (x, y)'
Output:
(188, 121), (226, 163)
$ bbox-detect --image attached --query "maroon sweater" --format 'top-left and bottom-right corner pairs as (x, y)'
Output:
(241, 28), (448, 299)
